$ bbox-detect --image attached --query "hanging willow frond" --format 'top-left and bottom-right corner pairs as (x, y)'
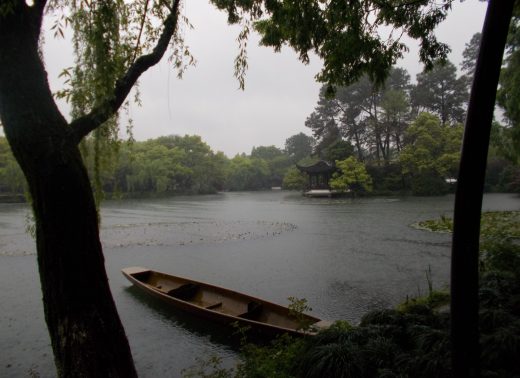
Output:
(43, 1), (185, 205)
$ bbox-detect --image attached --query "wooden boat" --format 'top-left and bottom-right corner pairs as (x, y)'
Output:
(122, 267), (330, 337)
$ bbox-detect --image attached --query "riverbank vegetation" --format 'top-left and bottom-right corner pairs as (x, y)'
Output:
(1, 109), (518, 201)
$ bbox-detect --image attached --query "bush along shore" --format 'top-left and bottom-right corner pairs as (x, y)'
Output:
(183, 212), (520, 378)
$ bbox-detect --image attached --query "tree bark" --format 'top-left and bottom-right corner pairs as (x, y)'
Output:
(0, 4), (137, 377)
(450, 1), (514, 377)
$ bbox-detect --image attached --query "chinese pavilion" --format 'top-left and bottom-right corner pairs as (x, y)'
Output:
(296, 160), (337, 197)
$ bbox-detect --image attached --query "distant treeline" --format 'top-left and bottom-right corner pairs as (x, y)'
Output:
(1, 115), (518, 200)
(1, 33), (520, 198)
(0, 134), (308, 197)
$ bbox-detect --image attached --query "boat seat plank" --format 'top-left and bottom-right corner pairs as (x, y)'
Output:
(238, 301), (263, 319)
(167, 283), (200, 300)
(205, 302), (223, 310)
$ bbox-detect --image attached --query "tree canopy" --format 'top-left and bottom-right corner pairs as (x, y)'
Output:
(212, 0), (453, 87)
(400, 112), (463, 195)
(284, 132), (314, 163)
(497, 6), (520, 149)
(330, 156), (373, 194)
(411, 61), (467, 125)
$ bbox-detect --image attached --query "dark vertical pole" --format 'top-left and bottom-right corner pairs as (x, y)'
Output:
(451, 1), (514, 377)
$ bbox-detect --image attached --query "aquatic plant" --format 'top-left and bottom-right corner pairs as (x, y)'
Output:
(416, 211), (520, 241)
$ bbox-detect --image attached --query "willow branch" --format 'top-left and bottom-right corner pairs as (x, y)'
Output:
(69, 0), (180, 143)
(132, 0), (150, 63)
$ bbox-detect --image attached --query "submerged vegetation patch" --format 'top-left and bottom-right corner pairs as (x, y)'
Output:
(101, 220), (297, 249)
(413, 211), (520, 240)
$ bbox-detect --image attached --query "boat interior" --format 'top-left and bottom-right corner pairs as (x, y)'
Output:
(130, 269), (305, 329)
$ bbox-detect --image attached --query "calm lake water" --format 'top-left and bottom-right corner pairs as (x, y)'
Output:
(1, 191), (519, 377)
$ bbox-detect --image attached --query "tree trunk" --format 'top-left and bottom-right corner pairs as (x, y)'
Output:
(450, 1), (514, 377)
(0, 5), (137, 377)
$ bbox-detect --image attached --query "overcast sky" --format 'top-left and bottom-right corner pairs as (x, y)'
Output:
(40, 0), (489, 157)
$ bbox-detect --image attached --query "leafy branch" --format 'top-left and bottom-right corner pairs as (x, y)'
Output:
(69, 0), (181, 143)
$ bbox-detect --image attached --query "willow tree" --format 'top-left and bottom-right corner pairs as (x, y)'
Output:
(0, 0), (187, 376)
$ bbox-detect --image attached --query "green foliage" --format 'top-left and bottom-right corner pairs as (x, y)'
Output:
(0, 137), (25, 194)
(397, 265), (450, 312)
(251, 146), (284, 161)
(497, 7), (520, 150)
(287, 297), (313, 331)
(411, 61), (467, 125)
(365, 163), (405, 194)
(83, 134), (304, 195)
(226, 155), (271, 191)
(47, 0), (195, 204)
(329, 157), (372, 194)
(0, 133), (302, 198)
(481, 241), (520, 277)
(98, 135), (227, 196)
(208, 0), (454, 172)
(182, 355), (234, 378)
(505, 167), (520, 193)
(303, 49), (515, 194)
(417, 211), (520, 241)
(227, 147), (293, 190)
(300, 307), (452, 378)
(306, 68), (411, 167)
(417, 215), (453, 233)
(321, 139), (354, 163)
(246, 1), (451, 86)
(489, 121), (520, 165)
(397, 290), (450, 313)
(236, 334), (306, 378)
(124, 142), (191, 194)
(478, 241), (520, 376)
(480, 211), (520, 241)
(381, 88), (410, 152)
(284, 133), (314, 163)
(399, 113), (463, 195)
(409, 173), (448, 197)
(484, 154), (520, 193)
(251, 147), (293, 187)
(281, 167), (307, 191)
(460, 32), (481, 89)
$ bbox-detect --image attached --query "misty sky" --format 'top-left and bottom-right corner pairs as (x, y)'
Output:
(40, 1), (488, 157)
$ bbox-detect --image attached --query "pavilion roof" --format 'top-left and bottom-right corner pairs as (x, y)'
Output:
(296, 160), (335, 174)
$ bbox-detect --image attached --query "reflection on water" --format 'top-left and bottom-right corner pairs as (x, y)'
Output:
(1, 192), (519, 377)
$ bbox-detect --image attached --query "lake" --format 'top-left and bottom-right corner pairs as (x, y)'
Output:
(1, 191), (519, 377)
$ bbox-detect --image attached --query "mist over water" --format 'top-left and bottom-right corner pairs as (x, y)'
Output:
(1, 192), (519, 377)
